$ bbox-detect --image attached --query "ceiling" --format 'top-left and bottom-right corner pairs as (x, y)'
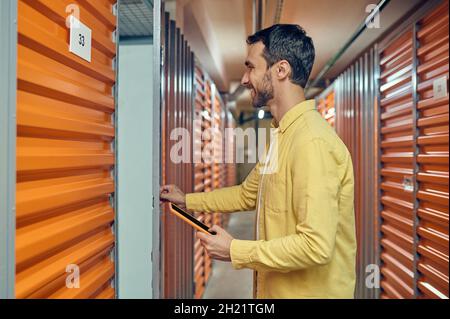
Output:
(167, 0), (425, 112)
(119, 0), (154, 38)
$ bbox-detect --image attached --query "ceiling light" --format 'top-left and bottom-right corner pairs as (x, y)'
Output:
(258, 110), (265, 120)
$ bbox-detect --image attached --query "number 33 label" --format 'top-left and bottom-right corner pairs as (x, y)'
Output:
(69, 15), (92, 62)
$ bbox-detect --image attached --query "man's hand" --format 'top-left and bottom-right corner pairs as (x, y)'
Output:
(197, 225), (234, 262)
(160, 184), (186, 208)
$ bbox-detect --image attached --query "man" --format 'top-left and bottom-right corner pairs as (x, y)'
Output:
(160, 24), (356, 299)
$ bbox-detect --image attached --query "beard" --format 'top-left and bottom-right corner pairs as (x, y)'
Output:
(252, 71), (274, 109)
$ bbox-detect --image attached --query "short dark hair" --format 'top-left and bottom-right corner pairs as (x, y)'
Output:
(247, 24), (315, 88)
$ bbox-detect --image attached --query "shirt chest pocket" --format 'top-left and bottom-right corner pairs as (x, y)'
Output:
(263, 172), (287, 214)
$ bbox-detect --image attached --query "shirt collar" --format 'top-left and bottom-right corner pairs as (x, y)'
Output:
(270, 99), (316, 133)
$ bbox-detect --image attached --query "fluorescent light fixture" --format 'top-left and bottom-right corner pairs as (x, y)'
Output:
(258, 109), (265, 119)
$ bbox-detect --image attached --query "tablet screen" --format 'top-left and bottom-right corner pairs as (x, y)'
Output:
(170, 203), (216, 235)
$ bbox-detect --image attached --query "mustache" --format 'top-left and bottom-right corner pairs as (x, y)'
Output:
(243, 83), (255, 90)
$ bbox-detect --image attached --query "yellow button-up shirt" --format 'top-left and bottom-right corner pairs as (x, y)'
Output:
(186, 100), (356, 298)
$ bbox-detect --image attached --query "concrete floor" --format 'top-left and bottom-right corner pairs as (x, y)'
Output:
(202, 211), (255, 299)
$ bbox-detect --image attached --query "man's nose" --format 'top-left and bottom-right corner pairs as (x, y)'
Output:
(241, 71), (250, 87)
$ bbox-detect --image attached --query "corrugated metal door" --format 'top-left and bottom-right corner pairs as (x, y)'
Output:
(203, 78), (213, 284)
(333, 46), (379, 299)
(222, 111), (236, 228)
(193, 65), (207, 299)
(320, 0), (447, 299)
(225, 112), (237, 189)
(191, 64), (233, 298)
(212, 92), (222, 229)
(378, 29), (416, 299)
(416, 0), (449, 298)
(161, 10), (195, 299)
(16, 0), (117, 298)
(378, 0), (449, 299)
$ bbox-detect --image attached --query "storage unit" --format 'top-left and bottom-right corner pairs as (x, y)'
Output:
(159, 5), (237, 299)
(202, 78), (214, 285)
(191, 64), (233, 298)
(378, 0), (448, 299)
(322, 0), (448, 299)
(160, 11), (195, 299)
(15, 0), (118, 298)
(225, 112), (238, 189)
(378, 28), (416, 299)
(193, 65), (208, 299)
(332, 45), (379, 299)
(0, 0), (235, 300)
(415, 2), (449, 298)
(212, 91), (224, 230)
(116, 0), (158, 299)
(1, 0), (162, 300)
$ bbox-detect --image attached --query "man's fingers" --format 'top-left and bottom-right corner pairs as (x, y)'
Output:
(160, 184), (174, 193)
(161, 193), (171, 199)
(196, 231), (209, 243)
(160, 185), (176, 201)
(160, 193), (171, 202)
(209, 225), (222, 234)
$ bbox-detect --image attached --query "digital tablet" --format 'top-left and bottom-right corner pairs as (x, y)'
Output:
(170, 203), (216, 235)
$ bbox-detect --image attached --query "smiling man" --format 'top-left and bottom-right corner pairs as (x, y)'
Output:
(160, 24), (357, 299)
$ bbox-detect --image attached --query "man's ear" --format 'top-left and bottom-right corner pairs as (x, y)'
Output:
(275, 60), (291, 80)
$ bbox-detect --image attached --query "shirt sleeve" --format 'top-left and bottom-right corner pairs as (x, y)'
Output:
(186, 161), (261, 213)
(230, 138), (342, 272)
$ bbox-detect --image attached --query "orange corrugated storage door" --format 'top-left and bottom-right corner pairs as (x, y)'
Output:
(203, 79), (213, 284)
(193, 65), (206, 299)
(379, 29), (416, 298)
(16, 0), (117, 298)
(416, 0), (449, 299)
(212, 93), (222, 228)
